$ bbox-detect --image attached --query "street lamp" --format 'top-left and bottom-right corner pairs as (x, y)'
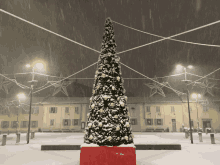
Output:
(192, 93), (201, 133)
(16, 93), (26, 134)
(26, 62), (44, 144)
(176, 64), (194, 144)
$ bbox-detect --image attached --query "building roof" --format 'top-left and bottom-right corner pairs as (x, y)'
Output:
(1, 93), (220, 106)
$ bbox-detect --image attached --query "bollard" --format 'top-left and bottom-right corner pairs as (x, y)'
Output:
(0, 131), (1, 135)
(7, 130), (9, 135)
(31, 132), (34, 139)
(210, 133), (215, 144)
(185, 131), (189, 138)
(16, 133), (20, 143)
(2, 135), (7, 146)
(198, 132), (203, 142)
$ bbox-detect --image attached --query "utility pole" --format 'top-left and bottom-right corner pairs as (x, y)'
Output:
(182, 67), (193, 144)
(27, 67), (37, 144)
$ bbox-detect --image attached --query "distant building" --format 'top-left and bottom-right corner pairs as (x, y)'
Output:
(0, 94), (220, 133)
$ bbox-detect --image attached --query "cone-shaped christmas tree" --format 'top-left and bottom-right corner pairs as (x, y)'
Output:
(83, 18), (134, 146)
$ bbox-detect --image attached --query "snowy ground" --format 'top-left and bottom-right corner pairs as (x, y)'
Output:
(0, 132), (220, 165)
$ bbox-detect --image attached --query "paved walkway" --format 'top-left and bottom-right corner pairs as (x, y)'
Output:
(0, 132), (219, 165)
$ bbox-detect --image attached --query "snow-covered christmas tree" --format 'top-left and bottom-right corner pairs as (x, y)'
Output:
(83, 17), (134, 146)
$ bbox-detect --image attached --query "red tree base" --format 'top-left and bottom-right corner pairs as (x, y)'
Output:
(80, 144), (136, 165)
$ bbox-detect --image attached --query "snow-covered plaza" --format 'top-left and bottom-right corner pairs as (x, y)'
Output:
(1, 132), (219, 165)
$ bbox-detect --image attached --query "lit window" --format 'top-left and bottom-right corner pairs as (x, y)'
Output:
(154, 119), (163, 125)
(72, 119), (79, 126)
(63, 119), (71, 126)
(130, 119), (137, 125)
(145, 119), (153, 125)
(31, 121), (38, 128)
(50, 107), (57, 113)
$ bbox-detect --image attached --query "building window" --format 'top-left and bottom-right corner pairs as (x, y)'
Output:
(154, 119), (163, 125)
(130, 119), (137, 125)
(0, 109), (8, 115)
(1, 121), (9, 128)
(49, 107), (57, 113)
(171, 106), (175, 113)
(156, 106), (160, 112)
(21, 121), (28, 128)
(11, 121), (18, 128)
(146, 106), (151, 112)
(190, 120), (194, 127)
(65, 107), (69, 113)
(131, 109), (136, 117)
(203, 106), (208, 112)
(50, 119), (54, 126)
(72, 119), (79, 126)
(63, 119), (71, 126)
(75, 107), (79, 114)
(31, 121), (38, 128)
(145, 118), (153, 125)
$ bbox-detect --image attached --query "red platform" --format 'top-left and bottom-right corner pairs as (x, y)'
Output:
(80, 144), (136, 165)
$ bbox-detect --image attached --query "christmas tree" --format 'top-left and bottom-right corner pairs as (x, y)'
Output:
(83, 18), (134, 146)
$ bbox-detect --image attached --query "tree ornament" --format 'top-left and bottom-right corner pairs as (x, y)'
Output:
(116, 76), (120, 81)
(99, 108), (104, 113)
(110, 103), (115, 107)
(102, 73), (106, 78)
(98, 122), (103, 127)
(89, 135), (93, 140)
(114, 115), (118, 119)
(88, 123), (92, 128)
(125, 122), (130, 127)
(103, 95), (108, 100)
(92, 90), (95, 94)
(125, 136), (128, 141)
(91, 104), (95, 109)
(120, 101), (125, 107)
(112, 86), (116, 90)
(116, 125), (120, 131)
(108, 136), (112, 141)
(87, 113), (90, 117)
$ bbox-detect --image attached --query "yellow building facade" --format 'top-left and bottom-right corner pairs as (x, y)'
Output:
(0, 96), (220, 133)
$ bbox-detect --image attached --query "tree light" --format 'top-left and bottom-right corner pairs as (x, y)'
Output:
(176, 64), (183, 70)
(34, 63), (44, 70)
(188, 65), (193, 69)
(26, 64), (31, 68)
(191, 93), (201, 99)
(192, 93), (197, 99)
(17, 93), (26, 100)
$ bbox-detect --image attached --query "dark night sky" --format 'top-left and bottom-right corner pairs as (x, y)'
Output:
(0, 0), (220, 99)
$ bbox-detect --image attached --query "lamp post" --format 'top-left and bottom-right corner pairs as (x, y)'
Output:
(17, 93), (26, 135)
(176, 64), (193, 144)
(192, 93), (201, 133)
(26, 62), (44, 144)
